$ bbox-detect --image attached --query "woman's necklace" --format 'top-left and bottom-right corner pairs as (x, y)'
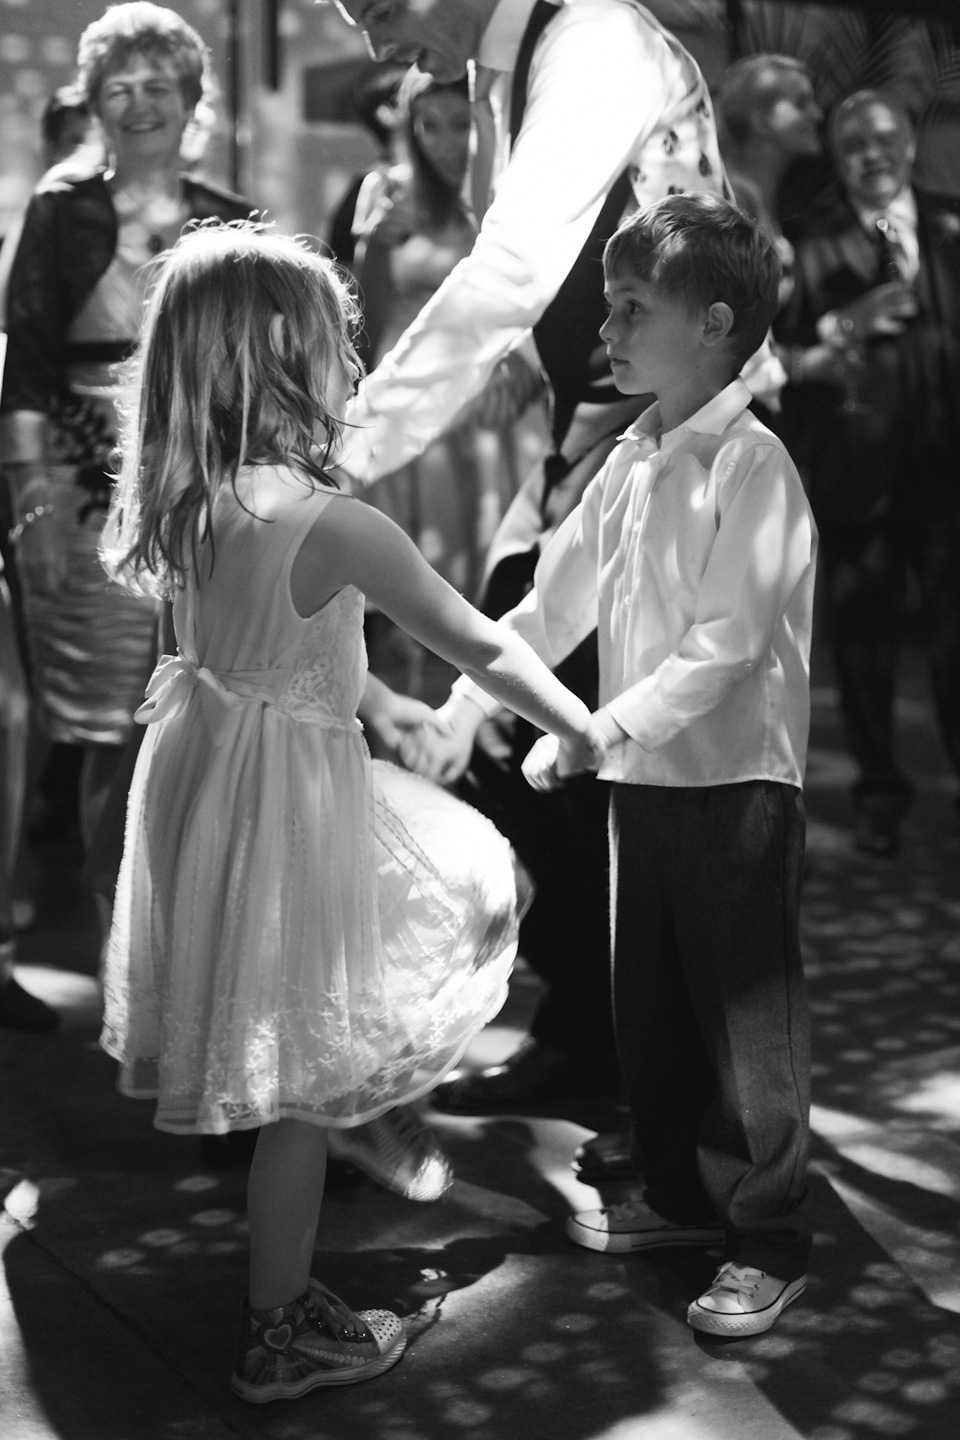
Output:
(111, 181), (188, 260)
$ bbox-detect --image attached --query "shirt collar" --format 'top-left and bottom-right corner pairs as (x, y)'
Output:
(855, 186), (917, 235)
(477, 0), (558, 73)
(623, 377), (754, 452)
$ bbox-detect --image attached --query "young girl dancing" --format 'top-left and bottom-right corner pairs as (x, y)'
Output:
(99, 222), (599, 1404)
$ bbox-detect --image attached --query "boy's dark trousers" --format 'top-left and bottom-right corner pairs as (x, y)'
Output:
(610, 779), (811, 1281)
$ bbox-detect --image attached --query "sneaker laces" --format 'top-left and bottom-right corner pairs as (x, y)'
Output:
(605, 1197), (653, 1222)
(306, 1280), (369, 1340)
(710, 1263), (764, 1298)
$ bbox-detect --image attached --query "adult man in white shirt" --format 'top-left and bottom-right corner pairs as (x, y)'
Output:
(333, 0), (728, 1113)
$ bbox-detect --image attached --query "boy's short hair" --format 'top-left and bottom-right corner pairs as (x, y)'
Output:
(603, 193), (782, 374)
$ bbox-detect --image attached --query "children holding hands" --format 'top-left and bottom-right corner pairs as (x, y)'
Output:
(101, 186), (816, 1419)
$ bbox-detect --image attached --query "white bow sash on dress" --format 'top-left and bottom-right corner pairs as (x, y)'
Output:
(135, 651), (361, 740)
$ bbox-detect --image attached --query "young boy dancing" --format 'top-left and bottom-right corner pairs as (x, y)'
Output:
(450, 193), (817, 1337)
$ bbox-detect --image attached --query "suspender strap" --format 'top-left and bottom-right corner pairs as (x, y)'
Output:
(508, 0), (633, 444)
(532, 171), (633, 445)
(509, 0), (558, 146)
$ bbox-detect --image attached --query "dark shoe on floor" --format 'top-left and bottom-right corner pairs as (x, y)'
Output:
(686, 1263), (807, 1337)
(0, 972), (60, 1032)
(854, 814), (899, 858)
(566, 1197), (724, 1253)
(231, 1281), (405, 1402)
(853, 789), (910, 858)
(431, 1037), (621, 1114)
(573, 1127), (637, 1183)
(12, 899), (37, 933)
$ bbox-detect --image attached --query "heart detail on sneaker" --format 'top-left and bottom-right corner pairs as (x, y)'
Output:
(260, 1322), (294, 1352)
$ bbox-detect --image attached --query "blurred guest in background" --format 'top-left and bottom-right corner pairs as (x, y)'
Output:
(776, 90), (960, 856)
(350, 67), (544, 700)
(717, 54), (823, 310)
(0, 557), (53, 1030)
(40, 86), (99, 171)
(717, 54), (823, 229)
(327, 59), (408, 273)
(0, 2), (248, 861)
(0, 86), (99, 1032)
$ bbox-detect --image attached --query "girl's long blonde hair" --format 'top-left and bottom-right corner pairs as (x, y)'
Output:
(102, 221), (361, 596)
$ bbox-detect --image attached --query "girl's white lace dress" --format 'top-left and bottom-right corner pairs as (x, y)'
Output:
(101, 466), (518, 1133)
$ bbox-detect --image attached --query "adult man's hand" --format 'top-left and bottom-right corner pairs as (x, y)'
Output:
(831, 281), (918, 340)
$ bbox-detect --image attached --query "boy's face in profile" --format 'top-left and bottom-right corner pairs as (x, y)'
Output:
(600, 266), (708, 401)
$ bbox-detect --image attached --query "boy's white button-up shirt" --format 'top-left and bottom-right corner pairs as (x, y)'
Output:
(455, 378), (818, 788)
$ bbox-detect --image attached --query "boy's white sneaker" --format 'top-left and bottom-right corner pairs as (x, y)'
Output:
(686, 1262), (807, 1337)
(566, 1197), (724, 1253)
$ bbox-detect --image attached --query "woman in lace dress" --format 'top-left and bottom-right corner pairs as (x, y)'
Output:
(0, 3), (248, 847)
(100, 224), (599, 1402)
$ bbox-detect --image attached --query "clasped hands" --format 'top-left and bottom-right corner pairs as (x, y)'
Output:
(519, 725), (609, 792)
(395, 691), (618, 791)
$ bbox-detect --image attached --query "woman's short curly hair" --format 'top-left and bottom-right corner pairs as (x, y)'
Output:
(75, 2), (212, 113)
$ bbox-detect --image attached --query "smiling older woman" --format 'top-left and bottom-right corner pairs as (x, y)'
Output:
(0, 3), (249, 848)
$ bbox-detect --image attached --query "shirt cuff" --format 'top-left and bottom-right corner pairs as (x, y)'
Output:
(593, 706), (629, 749)
(606, 687), (677, 752)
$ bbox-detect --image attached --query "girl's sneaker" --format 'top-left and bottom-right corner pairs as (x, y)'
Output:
(231, 1281), (406, 1402)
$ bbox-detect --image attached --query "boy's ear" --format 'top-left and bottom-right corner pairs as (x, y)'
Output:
(701, 301), (735, 349)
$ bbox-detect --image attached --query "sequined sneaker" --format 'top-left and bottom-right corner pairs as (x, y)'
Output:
(231, 1280), (406, 1402)
(327, 1105), (453, 1201)
(566, 1197), (724, 1253)
(686, 1263), (807, 1337)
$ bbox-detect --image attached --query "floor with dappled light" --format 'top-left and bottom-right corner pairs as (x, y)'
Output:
(2, 641), (959, 1440)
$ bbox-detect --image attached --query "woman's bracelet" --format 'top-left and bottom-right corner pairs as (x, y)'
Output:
(8, 503), (54, 544)
(3, 462), (52, 510)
